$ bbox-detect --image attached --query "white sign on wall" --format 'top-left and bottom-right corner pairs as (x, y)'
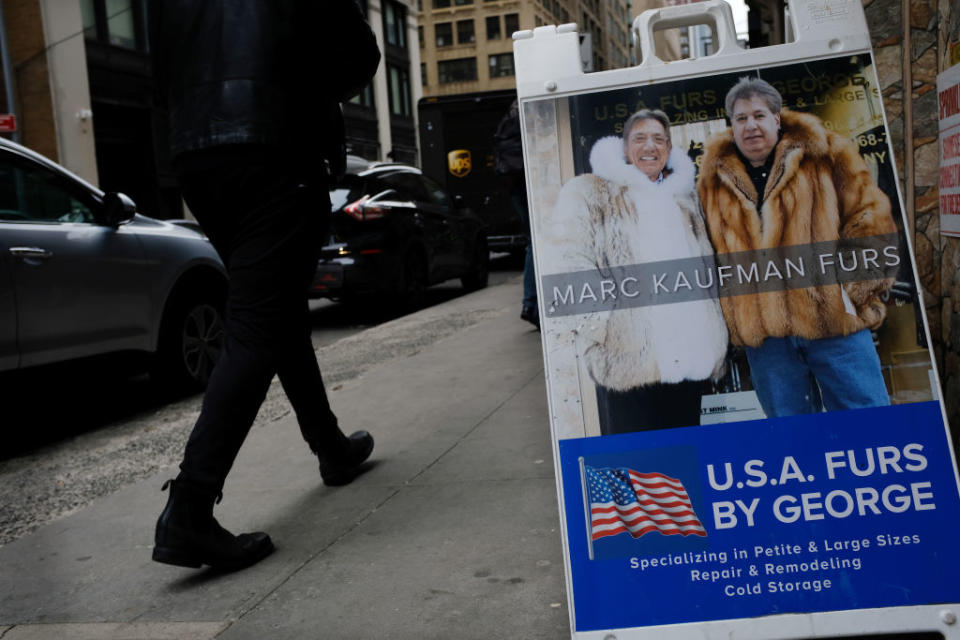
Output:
(938, 62), (960, 238)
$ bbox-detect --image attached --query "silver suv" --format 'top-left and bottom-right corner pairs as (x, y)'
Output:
(0, 137), (226, 391)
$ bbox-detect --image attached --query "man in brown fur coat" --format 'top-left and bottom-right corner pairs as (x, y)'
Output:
(697, 77), (896, 418)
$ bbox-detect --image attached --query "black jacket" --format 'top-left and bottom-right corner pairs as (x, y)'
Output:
(493, 100), (524, 176)
(151, 0), (380, 176)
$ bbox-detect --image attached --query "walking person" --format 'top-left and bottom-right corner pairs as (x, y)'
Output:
(149, 0), (380, 571)
(697, 77), (896, 418)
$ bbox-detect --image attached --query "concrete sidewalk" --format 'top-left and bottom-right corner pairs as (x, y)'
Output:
(0, 281), (570, 640)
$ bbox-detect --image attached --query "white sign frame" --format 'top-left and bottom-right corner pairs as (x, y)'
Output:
(514, 1), (960, 638)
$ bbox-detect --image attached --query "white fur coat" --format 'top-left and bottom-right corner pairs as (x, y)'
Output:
(552, 136), (728, 390)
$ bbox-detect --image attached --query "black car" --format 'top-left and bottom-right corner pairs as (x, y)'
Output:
(312, 158), (488, 307)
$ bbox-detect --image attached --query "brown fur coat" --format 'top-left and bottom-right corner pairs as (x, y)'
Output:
(696, 109), (897, 347)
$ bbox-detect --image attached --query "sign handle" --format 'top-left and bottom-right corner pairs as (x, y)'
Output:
(633, 0), (742, 68)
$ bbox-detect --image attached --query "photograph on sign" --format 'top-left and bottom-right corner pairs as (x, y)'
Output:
(522, 53), (960, 634)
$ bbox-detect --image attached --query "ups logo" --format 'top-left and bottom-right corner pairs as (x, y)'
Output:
(447, 149), (471, 178)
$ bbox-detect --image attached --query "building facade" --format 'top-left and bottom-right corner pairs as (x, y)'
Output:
(859, 0), (960, 434)
(631, 0), (682, 62)
(349, 0), (423, 164)
(0, 0), (421, 220)
(0, 0), (98, 186)
(417, 0), (632, 97)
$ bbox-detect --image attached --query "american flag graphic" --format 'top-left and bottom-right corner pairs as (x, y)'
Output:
(584, 465), (707, 541)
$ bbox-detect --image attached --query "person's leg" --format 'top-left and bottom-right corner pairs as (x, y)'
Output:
(512, 185), (539, 326)
(596, 385), (620, 435)
(656, 380), (704, 429)
(523, 244), (537, 310)
(156, 157), (302, 570)
(277, 329), (340, 442)
(744, 337), (821, 418)
(176, 162), (307, 493)
(268, 185), (341, 443)
(626, 381), (702, 430)
(265, 183), (373, 483)
(596, 381), (703, 434)
(802, 329), (890, 412)
(517, 189), (537, 312)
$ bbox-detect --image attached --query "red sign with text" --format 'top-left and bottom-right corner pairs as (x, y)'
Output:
(939, 64), (960, 238)
(0, 114), (16, 132)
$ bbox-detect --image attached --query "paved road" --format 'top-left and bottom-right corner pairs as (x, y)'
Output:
(4, 256), (520, 457)
(309, 255), (519, 347)
(0, 257), (522, 547)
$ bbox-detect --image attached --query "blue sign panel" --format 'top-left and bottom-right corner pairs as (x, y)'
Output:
(558, 402), (960, 632)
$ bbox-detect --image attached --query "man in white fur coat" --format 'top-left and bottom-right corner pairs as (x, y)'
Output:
(552, 109), (728, 434)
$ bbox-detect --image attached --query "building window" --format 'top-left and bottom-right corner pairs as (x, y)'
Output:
(383, 0), (407, 48)
(80, 0), (98, 39)
(349, 83), (375, 109)
(433, 0), (451, 7)
(504, 13), (519, 36)
(438, 57), (478, 83)
(388, 65), (412, 117)
(486, 16), (501, 40)
(106, 0), (137, 47)
(488, 52), (514, 77)
(456, 19), (475, 44)
(421, 63), (428, 86)
(454, 0), (474, 4)
(418, 26), (424, 48)
(81, 0), (145, 50)
(435, 22), (453, 47)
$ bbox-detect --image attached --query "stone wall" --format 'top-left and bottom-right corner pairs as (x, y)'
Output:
(939, 0), (960, 434)
(865, 0), (959, 434)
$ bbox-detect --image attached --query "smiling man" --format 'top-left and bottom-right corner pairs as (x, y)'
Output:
(551, 109), (728, 434)
(697, 77), (897, 418)
(624, 116), (672, 181)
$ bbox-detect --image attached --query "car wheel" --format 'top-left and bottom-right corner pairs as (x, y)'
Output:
(151, 290), (225, 392)
(461, 237), (489, 292)
(396, 250), (428, 311)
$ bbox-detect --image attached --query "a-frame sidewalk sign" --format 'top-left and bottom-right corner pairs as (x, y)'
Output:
(514, 1), (960, 638)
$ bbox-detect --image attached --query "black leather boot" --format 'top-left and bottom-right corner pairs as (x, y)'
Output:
(313, 430), (374, 486)
(152, 479), (274, 571)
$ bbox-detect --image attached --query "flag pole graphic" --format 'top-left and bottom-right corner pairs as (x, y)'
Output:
(579, 457), (594, 561)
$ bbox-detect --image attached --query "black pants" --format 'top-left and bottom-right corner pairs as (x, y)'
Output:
(596, 380), (704, 435)
(175, 151), (339, 493)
